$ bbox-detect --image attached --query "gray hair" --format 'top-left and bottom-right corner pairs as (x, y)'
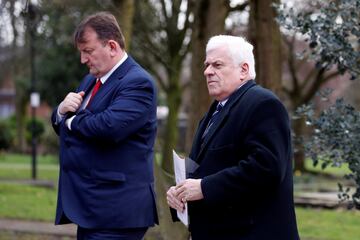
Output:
(206, 35), (256, 79)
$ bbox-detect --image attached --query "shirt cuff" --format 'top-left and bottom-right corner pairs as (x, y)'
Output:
(55, 107), (65, 125)
(65, 116), (76, 130)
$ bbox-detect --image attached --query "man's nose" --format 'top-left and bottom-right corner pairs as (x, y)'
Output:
(204, 65), (213, 76)
(80, 53), (88, 64)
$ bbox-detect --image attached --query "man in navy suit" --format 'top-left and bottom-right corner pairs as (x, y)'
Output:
(52, 12), (158, 239)
(167, 35), (299, 239)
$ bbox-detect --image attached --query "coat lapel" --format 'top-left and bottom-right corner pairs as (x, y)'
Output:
(85, 56), (137, 110)
(81, 75), (97, 96)
(195, 80), (256, 161)
(190, 101), (218, 159)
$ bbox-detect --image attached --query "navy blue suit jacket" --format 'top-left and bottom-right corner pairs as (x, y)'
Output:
(52, 56), (158, 229)
(187, 80), (299, 240)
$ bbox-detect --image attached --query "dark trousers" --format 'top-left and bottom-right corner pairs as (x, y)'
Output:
(77, 226), (148, 240)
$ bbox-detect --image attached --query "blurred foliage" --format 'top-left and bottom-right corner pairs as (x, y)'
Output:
(41, 122), (59, 155)
(0, 120), (14, 151)
(277, 0), (360, 207)
(296, 92), (360, 208)
(277, 0), (360, 80)
(25, 117), (45, 143)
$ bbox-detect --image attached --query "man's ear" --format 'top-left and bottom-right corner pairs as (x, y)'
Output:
(240, 63), (249, 76)
(108, 40), (119, 56)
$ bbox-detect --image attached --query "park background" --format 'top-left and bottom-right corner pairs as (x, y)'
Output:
(0, 0), (359, 239)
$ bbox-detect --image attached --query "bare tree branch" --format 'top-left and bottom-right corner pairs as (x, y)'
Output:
(301, 68), (326, 105)
(283, 35), (300, 95)
(160, 0), (169, 23)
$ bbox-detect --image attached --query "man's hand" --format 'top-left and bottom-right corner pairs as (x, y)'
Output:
(175, 179), (204, 203)
(59, 91), (85, 115)
(166, 186), (185, 212)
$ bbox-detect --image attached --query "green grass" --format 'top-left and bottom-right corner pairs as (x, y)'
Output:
(0, 153), (58, 221)
(0, 154), (59, 181)
(0, 183), (57, 221)
(0, 154), (58, 164)
(296, 207), (360, 240)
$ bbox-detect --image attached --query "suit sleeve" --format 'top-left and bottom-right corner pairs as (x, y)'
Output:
(201, 97), (291, 205)
(51, 107), (60, 136)
(70, 76), (155, 143)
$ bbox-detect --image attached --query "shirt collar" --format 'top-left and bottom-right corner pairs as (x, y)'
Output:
(98, 52), (128, 84)
(220, 80), (249, 107)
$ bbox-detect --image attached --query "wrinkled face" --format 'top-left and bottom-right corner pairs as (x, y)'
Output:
(77, 28), (113, 78)
(204, 46), (243, 101)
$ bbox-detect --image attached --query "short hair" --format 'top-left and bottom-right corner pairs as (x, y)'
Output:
(206, 35), (256, 79)
(74, 12), (125, 49)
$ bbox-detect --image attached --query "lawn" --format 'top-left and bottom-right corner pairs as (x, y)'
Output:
(296, 207), (360, 240)
(0, 154), (59, 181)
(0, 183), (57, 222)
(0, 153), (359, 240)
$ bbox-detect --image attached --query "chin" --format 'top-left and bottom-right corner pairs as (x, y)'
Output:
(208, 88), (218, 96)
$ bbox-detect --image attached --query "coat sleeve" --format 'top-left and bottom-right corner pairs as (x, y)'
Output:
(70, 76), (155, 143)
(51, 107), (60, 136)
(200, 97), (291, 205)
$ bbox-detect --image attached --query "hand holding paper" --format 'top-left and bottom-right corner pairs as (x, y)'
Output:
(172, 150), (188, 226)
(175, 179), (203, 202)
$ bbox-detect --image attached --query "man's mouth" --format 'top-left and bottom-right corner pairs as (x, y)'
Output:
(208, 80), (217, 85)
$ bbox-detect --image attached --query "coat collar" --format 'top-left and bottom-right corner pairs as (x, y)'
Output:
(193, 80), (256, 162)
(81, 56), (138, 109)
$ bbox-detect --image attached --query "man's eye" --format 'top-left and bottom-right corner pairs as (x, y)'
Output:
(213, 63), (222, 68)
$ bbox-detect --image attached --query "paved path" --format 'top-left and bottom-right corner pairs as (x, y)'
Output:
(0, 219), (76, 237)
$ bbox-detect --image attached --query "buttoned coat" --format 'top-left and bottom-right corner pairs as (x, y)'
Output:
(52, 56), (158, 229)
(187, 80), (299, 240)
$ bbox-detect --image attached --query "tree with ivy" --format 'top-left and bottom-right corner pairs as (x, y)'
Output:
(278, 0), (360, 207)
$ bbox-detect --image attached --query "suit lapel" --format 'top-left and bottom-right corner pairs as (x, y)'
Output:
(86, 56), (137, 109)
(81, 75), (97, 95)
(190, 102), (218, 159)
(195, 80), (256, 161)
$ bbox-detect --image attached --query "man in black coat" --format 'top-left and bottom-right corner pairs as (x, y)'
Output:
(167, 35), (300, 240)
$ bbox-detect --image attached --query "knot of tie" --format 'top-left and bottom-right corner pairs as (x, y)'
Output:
(215, 102), (223, 113)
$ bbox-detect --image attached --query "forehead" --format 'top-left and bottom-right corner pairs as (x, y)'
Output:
(77, 28), (99, 48)
(205, 46), (232, 63)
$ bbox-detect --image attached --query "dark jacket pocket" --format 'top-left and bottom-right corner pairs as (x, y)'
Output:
(92, 170), (126, 183)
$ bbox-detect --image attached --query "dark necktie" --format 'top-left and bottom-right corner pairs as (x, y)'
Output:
(202, 103), (223, 140)
(86, 79), (102, 108)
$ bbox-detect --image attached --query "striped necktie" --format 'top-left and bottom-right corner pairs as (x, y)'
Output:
(201, 103), (223, 140)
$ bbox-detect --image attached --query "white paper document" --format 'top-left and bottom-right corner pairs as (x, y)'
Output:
(172, 150), (188, 226)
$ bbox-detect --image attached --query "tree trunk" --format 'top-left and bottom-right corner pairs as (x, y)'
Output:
(293, 117), (306, 172)
(149, 163), (189, 240)
(249, 0), (282, 95)
(185, 0), (228, 152)
(161, 76), (182, 174)
(112, 0), (134, 50)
